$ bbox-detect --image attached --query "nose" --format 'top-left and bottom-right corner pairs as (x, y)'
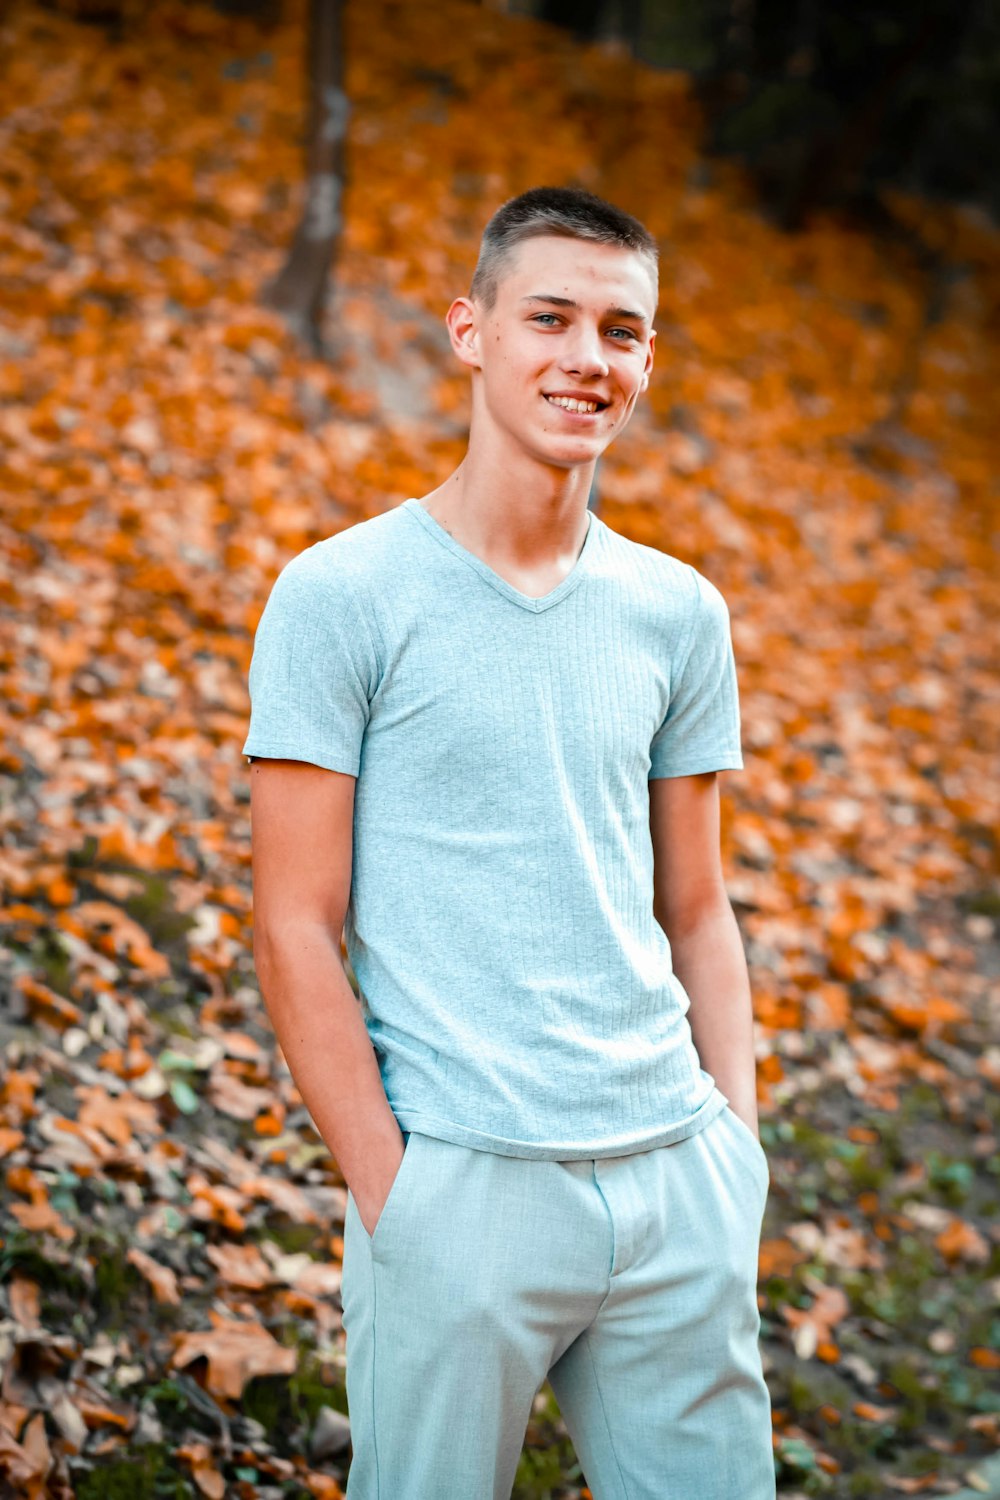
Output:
(560, 323), (609, 380)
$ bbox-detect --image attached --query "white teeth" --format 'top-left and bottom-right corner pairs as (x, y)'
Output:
(547, 395), (600, 414)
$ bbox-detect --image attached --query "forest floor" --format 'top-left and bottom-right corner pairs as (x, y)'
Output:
(0, 0), (998, 1496)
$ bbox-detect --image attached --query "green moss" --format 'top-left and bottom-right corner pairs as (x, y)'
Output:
(514, 1384), (581, 1499)
(513, 1444), (579, 1498)
(93, 1242), (146, 1325)
(786, 1369), (847, 1420)
(74, 1446), (193, 1499)
(254, 1221), (325, 1256)
(242, 1349), (346, 1435)
(900, 1083), (946, 1125)
(122, 873), (197, 948)
(775, 1433), (833, 1490)
(957, 887), (1000, 918)
(154, 1007), (197, 1039)
(925, 1152), (974, 1206)
(847, 1472), (885, 1498)
(1, 1232), (87, 1298)
(28, 928), (74, 995)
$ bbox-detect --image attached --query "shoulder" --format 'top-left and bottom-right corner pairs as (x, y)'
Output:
(261, 508), (410, 632)
(277, 506), (408, 594)
(594, 516), (731, 623)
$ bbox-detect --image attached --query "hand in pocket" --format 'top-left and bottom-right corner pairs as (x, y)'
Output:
(355, 1134), (409, 1241)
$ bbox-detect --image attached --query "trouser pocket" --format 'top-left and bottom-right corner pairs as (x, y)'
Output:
(347, 1130), (419, 1255)
(719, 1105), (770, 1201)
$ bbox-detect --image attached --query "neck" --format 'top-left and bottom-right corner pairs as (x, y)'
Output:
(419, 430), (595, 571)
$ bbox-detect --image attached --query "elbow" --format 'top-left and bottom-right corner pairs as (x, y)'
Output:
(656, 881), (733, 946)
(252, 913), (344, 984)
(252, 923), (278, 988)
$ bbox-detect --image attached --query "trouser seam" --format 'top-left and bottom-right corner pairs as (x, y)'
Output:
(581, 1329), (629, 1500)
(588, 1163), (616, 1319)
(370, 1250), (381, 1498)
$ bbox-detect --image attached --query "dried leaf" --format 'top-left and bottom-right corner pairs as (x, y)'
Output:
(205, 1242), (273, 1291)
(127, 1248), (181, 1306)
(171, 1316), (296, 1400)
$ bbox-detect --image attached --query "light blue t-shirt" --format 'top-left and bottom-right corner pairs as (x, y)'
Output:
(242, 498), (744, 1159)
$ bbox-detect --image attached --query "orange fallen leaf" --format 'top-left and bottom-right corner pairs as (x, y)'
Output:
(15, 975), (82, 1031)
(220, 1030), (265, 1062)
(0, 1423), (44, 1487)
(758, 1236), (808, 1278)
(171, 1314), (296, 1400)
(0, 1401), (30, 1440)
(186, 1173), (248, 1233)
(884, 1474), (943, 1492)
(127, 1248), (181, 1306)
(6, 1165), (44, 1203)
(2, 1070), (40, 1122)
(177, 1442), (226, 1500)
(205, 1242), (274, 1290)
(19, 1413), (49, 1474)
(935, 1217), (989, 1265)
(782, 1284), (850, 1360)
(854, 1400), (902, 1422)
(96, 1043), (154, 1080)
(240, 1174), (319, 1223)
(9, 1201), (74, 1242)
(8, 1277), (41, 1331)
(73, 899), (171, 978)
(883, 994), (968, 1035)
(46, 876), (76, 907)
(208, 1070), (271, 1121)
(69, 1380), (137, 1433)
(76, 1084), (160, 1147)
(254, 1109), (285, 1136)
(303, 1475), (345, 1499)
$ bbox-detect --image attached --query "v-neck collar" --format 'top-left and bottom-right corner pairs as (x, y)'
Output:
(402, 498), (600, 614)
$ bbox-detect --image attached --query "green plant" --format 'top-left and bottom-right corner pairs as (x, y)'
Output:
(74, 1446), (194, 1499)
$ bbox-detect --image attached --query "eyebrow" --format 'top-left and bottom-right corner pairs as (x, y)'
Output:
(521, 294), (650, 325)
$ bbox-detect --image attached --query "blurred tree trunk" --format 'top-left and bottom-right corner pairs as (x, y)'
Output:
(540, 0), (603, 41)
(539, 0), (641, 50)
(771, 8), (958, 230)
(264, 0), (348, 353)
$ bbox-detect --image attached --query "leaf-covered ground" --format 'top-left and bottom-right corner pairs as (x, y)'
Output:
(0, 1), (998, 1495)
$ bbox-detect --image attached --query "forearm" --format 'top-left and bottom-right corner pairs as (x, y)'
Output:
(668, 897), (759, 1136)
(254, 919), (403, 1227)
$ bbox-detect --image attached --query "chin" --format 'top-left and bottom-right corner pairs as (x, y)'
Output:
(550, 439), (611, 468)
(530, 428), (608, 462)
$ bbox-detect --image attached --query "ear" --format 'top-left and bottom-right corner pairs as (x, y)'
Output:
(639, 327), (656, 393)
(446, 296), (482, 371)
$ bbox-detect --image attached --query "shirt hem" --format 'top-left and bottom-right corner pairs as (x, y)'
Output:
(241, 741), (360, 776)
(391, 1086), (729, 1160)
(649, 752), (743, 778)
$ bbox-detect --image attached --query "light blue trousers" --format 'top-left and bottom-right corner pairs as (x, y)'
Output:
(341, 1104), (775, 1499)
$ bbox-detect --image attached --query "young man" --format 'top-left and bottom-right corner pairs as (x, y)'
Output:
(243, 186), (775, 1500)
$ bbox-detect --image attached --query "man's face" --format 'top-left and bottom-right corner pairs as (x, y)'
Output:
(469, 234), (657, 470)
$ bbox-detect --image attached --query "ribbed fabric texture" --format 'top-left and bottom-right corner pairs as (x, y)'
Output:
(243, 498), (744, 1159)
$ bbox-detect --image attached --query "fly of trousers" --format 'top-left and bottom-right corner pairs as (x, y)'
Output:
(340, 1104), (775, 1500)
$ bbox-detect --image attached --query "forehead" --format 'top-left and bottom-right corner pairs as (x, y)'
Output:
(497, 234), (657, 319)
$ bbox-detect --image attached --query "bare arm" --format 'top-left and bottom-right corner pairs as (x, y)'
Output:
(649, 771), (759, 1137)
(249, 757), (404, 1235)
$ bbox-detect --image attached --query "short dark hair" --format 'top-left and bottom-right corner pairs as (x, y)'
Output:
(469, 186), (659, 311)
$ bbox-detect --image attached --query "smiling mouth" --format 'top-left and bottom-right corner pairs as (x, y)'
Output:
(544, 394), (609, 415)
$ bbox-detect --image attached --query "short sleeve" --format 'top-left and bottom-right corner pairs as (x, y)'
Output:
(241, 548), (379, 776)
(649, 571), (743, 779)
